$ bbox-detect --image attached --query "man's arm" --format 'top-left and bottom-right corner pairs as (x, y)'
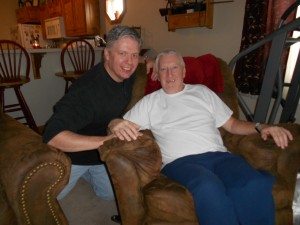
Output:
(222, 117), (293, 149)
(48, 131), (115, 152)
(138, 54), (158, 81)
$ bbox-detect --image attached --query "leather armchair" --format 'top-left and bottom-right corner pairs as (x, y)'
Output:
(100, 59), (300, 225)
(0, 112), (71, 225)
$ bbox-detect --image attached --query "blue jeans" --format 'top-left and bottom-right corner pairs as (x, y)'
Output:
(161, 152), (275, 225)
(57, 164), (115, 201)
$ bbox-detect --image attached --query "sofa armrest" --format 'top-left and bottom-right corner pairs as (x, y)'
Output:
(224, 123), (300, 212)
(223, 123), (300, 177)
(100, 132), (162, 225)
(0, 114), (71, 225)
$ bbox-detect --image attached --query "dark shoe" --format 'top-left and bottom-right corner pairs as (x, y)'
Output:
(111, 214), (121, 224)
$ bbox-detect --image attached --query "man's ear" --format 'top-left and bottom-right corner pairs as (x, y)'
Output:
(157, 70), (161, 81)
(182, 67), (186, 79)
(104, 48), (109, 61)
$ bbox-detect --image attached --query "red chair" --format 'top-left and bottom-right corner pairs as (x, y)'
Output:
(55, 39), (95, 93)
(0, 40), (38, 132)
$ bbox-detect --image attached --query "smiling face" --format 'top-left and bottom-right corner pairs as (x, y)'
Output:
(157, 53), (186, 94)
(104, 36), (140, 82)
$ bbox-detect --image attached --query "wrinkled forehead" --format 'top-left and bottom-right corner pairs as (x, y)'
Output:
(110, 37), (140, 53)
(108, 35), (141, 49)
(158, 54), (184, 68)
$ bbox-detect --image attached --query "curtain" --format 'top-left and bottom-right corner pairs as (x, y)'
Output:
(234, 0), (295, 94)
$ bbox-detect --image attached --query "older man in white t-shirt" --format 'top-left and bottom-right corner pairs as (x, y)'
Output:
(109, 49), (293, 225)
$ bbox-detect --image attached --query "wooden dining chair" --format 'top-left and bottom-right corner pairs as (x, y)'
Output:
(55, 39), (95, 93)
(0, 40), (38, 132)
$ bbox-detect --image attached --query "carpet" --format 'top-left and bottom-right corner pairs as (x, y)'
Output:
(59, 178), (119, 225)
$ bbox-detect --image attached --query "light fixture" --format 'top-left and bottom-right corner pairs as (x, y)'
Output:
(105, 0), (125, 23)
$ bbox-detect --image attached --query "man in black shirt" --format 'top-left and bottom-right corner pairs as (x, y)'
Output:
(43, 25), (142, 201)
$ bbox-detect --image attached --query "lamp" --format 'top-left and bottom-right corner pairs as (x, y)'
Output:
(105, 0), (125, 23)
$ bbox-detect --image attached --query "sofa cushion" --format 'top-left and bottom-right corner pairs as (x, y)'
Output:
(143, 175), (198, 224)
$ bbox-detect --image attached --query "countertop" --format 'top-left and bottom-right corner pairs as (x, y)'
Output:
(27, 47), (104, 53)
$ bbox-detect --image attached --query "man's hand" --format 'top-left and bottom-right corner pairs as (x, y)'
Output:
(260, 126), (293, 149)
(108, 119), (142, 141)
(223, 117), (293, 149)
(145, 58), (159, 81)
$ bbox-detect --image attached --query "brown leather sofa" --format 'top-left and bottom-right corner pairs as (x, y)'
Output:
(0, 61), (299, 225)
(100, 59), (300, 225)
(0, 112), (71, 225)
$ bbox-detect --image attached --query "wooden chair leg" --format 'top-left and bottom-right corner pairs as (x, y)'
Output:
(14, 87), (38, 133)
(65, 80), (69, 93)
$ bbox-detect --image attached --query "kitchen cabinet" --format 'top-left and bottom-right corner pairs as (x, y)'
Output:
(16, 0), (100, 38)
(167, 0), (213, 31)
(38, 0), (62, 21)
(47, 0), (63, 18)
(61, 0), (100, 37)
(16, 1), (62, 36)
(16, 6), (41, 24)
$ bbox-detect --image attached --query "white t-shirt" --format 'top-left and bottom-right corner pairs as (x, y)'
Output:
(124, 84), (233, 166)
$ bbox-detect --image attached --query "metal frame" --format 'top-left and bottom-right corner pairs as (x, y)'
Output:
(229, 17), (300, 123)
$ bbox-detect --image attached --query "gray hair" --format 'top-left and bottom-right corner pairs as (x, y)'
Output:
(106, 25), (142, 48)
(155, 49), (185, 72)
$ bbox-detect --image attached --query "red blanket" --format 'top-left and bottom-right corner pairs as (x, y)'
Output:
(144, 54), (224, 95)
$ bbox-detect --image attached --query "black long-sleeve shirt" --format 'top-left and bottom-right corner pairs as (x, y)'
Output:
(43, 63), (135, 165)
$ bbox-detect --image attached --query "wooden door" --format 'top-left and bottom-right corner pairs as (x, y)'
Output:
(61, 0), (99, 37)
(62, 0), (75, 36)
(48, 0), (62, 18)
(72, 0), (87, 36)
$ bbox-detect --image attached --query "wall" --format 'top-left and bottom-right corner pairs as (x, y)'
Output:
(101, 0), (246, 62)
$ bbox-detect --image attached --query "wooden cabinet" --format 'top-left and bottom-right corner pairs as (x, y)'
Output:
(39, 5), (48, 38)
(167, 0), (213, 31)
(16, 1), (62, 29)
(47, 0), (63, 18)
(61, 0), (73, 34)
(61, 0), (100, 37)
(16, 0), (100, 38)
(16, 6), (41, 24)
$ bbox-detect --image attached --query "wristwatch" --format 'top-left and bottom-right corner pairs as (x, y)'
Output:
(255, 122), (262, 134)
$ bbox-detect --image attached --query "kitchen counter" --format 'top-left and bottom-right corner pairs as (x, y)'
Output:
(27, 47), (104, 53)
(28, 47), (104, 79)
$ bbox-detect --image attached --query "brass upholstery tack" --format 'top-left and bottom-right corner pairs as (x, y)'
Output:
(19, 162), (65, 225)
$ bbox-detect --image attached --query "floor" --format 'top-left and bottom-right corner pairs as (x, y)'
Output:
(293, 174), (300, 225)
(59, 178), (119, 225)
